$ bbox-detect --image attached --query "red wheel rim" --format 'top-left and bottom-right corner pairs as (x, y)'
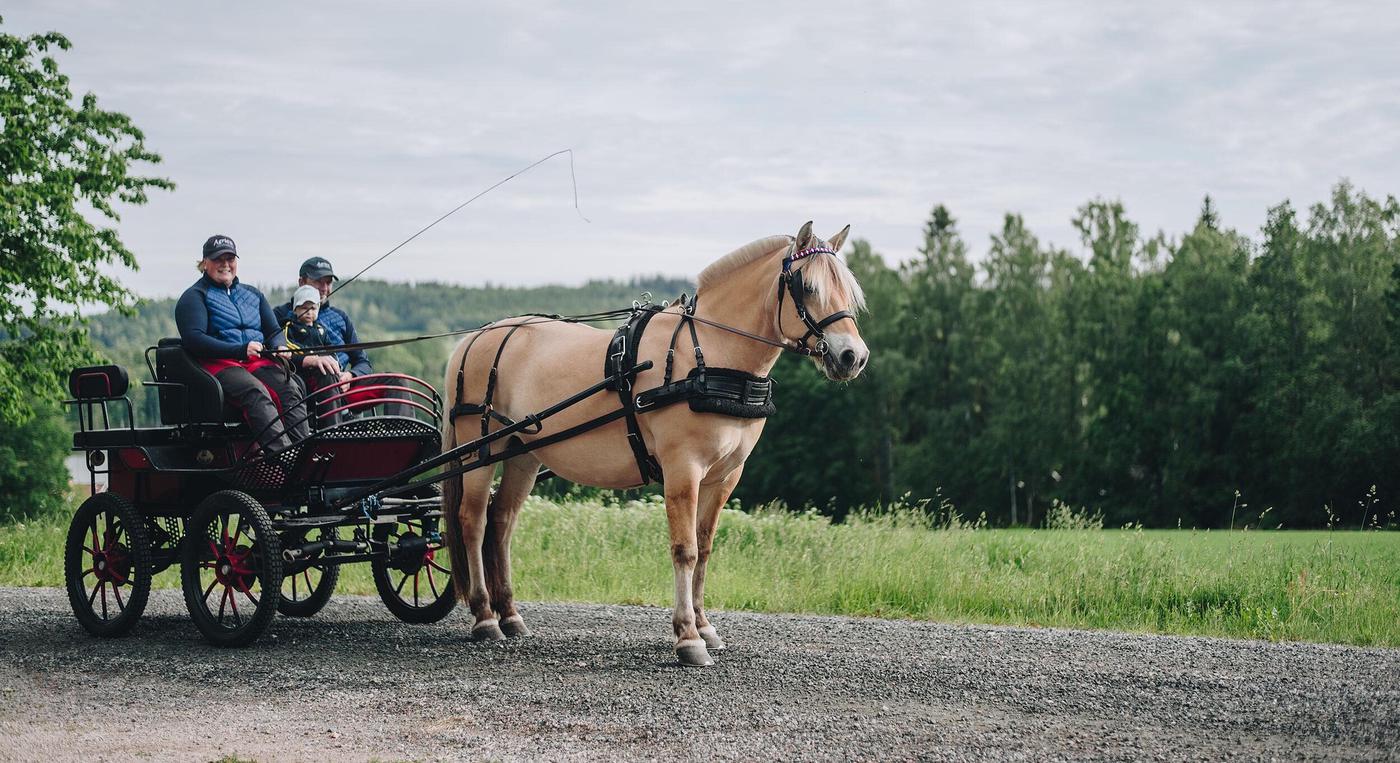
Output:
(284, 530), (328, 603)
(197, 512), (263, 627)
(387, 519), (450, 608)
(81, 509), (132, 621)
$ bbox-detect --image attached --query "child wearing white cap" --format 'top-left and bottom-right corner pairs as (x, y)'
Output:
(285, 284), (329, 348)
(282, 284), (344, 422)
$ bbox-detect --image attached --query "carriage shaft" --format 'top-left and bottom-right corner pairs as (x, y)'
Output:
(326, 361), (653, 514)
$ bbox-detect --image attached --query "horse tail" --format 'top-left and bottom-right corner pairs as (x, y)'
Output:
(441, 341), (472, 605)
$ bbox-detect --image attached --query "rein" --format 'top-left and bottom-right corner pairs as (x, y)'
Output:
(265, 307), (638, 358)
(272, 239), (853, 361)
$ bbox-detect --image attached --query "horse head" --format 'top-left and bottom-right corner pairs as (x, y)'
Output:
(774, 221), (869, 381)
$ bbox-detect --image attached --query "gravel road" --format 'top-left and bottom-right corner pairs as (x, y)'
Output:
(0, 586), (1396, 762)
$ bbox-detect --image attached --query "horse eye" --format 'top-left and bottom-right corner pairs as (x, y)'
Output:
(802, 284), (815, 297)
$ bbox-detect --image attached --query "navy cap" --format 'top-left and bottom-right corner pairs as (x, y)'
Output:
(299, 257), (337, 280)
(202, 235), (237, 259)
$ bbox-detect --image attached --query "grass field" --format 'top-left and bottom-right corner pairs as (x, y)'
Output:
(3, 495), (1397, 647)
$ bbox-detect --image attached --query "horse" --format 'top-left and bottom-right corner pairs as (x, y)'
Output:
(441, 221), (869, 666)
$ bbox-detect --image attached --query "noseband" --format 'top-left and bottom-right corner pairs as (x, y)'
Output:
(777, 243), (854, 356)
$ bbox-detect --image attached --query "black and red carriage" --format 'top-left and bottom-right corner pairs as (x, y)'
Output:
(64, 338), (456, 646)
(61, 285), (795, 650)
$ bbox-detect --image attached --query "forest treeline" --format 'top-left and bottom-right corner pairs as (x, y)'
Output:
(85, 182), (1400, 528)
(735, 183), (1399, 530)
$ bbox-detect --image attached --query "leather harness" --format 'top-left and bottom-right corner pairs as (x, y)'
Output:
(447, 243), (847, 487)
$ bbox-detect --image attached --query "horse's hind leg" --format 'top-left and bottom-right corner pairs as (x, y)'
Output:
(693, 467), (743, 652)
(484, 453), (540, 637)
(445, 464), (504, 641)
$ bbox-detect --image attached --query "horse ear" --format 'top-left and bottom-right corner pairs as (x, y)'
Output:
(827, 224), (851, 253)
(794, 221), (814, 249)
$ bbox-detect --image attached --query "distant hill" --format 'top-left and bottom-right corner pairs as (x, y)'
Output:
(89, 276), (693, 424)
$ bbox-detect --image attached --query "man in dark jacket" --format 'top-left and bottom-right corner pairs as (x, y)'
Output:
(274, 257), (412, 417)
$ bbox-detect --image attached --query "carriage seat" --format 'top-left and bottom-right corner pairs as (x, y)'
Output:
(67, 364), (182, 448)
(154, 337), (242, 426)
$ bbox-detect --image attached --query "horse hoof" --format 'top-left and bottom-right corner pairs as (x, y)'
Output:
(676, 639), (714, 667)
(472, 619), (506, 641)
(500, 614), (531, 637)
(698, 625), (727, 651)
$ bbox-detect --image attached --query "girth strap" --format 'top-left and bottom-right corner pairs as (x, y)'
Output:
(606, 306), (665, 485)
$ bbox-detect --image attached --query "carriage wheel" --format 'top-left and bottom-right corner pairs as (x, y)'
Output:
(64, 492), (152, 637)
(278, 528), (340, 618)
(371, 515), (456, 623)
(181, 490), (283, 647)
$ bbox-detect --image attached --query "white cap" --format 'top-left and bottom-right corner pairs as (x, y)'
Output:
(292, 285), (321, 308)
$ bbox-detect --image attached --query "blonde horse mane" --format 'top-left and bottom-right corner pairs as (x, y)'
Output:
(697, 232), (866, 312)
(696, 235), (792, 291)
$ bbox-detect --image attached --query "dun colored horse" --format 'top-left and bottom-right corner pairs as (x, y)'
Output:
(442, 221), (869, 666)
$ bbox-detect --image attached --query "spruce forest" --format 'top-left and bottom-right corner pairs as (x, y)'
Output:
(84, 182), (1400, 530)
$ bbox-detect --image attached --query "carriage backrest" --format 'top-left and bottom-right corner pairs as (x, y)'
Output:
(68, 365), (130, 399)
(154, 338), (230, 425)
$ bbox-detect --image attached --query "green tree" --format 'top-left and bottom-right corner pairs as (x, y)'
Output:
(979, 214), (1060, 524)
(1, 18), (172, 513)
(1154, 200), (1254, 526)
(0, 403), (69, 521)
(895, 206), (986, 511)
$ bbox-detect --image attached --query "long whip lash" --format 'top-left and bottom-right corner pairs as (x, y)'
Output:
(268, 148), (811, 361)
(327, 148), (588, 300)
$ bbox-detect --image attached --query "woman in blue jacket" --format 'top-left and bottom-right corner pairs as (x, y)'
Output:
(174, 235), (309, 454)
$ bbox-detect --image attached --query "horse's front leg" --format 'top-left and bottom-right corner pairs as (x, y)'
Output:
(693, 467), (743, 652)
(664, 470), (710, 666)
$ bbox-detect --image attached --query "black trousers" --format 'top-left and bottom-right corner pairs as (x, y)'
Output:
(217, 364), (310, 452)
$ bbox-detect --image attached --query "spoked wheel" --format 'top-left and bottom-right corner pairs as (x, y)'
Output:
(181, 490), (283, 647)
(278, 527), (340, 618)
(64, 492), (152, 637)
(371, 514), (456, 623)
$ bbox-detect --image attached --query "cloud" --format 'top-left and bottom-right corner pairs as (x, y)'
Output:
(4, 0), (1398, 298)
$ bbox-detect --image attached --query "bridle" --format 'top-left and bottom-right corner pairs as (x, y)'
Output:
(776, 242), (855, 357)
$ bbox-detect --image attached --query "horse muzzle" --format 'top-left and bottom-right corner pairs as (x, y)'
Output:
(819, 336), (868, 381)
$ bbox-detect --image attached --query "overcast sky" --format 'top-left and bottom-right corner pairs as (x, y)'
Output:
(7, 1), (1399, 299)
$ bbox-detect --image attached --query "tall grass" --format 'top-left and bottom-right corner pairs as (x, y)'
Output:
(3, 496), (1397, 646)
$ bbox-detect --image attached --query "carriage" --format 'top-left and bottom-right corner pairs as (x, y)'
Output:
(65, 338), (456, 646)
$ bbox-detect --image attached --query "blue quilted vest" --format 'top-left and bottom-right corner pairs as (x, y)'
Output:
(317, 303), (352, 369)
(203, 278), (266, 345)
